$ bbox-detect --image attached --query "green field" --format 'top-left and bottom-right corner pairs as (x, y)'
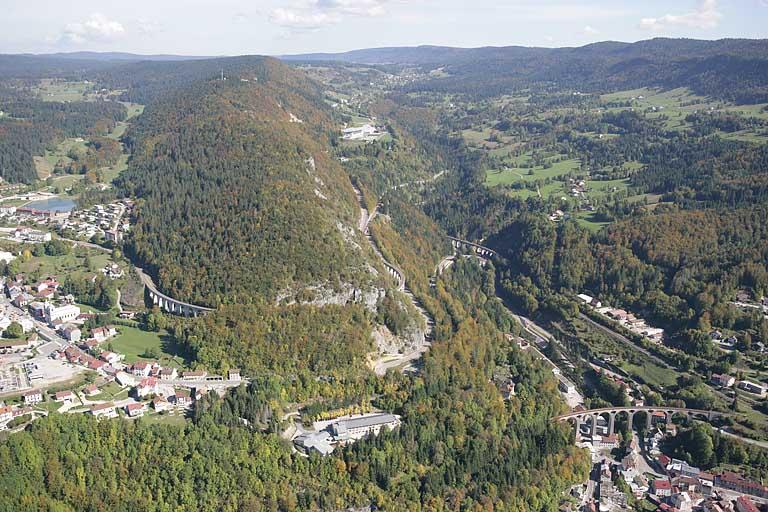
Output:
(587, 178), (631, 197)
(16, 249), (111, 282)
(600, 86), (768, 136)
(622, 360), (678, 389)
(100, 154), (129, 184)
(122, 102), (145, 119)
(109, 327), (187, 368)
(574, 211), (611, 233)
(90, 381), (129, 401)
(139, 412), (189, 426)
(722, 102), (768, 121)
(36, 80), (93, 102)
(462, 127), (494, 146)
(720, 129), (768, 144)
(35, 138), (90, 179)
(486, 156), (581, 187)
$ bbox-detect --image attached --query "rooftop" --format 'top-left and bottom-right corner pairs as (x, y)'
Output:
(335, 413), (399, 431)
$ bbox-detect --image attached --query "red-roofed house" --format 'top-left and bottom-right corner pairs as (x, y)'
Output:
(135, 377), (158, 398)
(54, 390), (75, 403)
(132, 361), (152, 377)
(92, 326), (117, 342)
(89, 402), (117, 419)
(124, 402), (146, 418)
(173, 388), (193, 408)
(736, 496), (760, 512)
(715, 472), (768, 498)
(652, 479), (673, 497)
(36, 288), (55, 300)
(87, 358), (105, 371)
(152, 396), (172, 412)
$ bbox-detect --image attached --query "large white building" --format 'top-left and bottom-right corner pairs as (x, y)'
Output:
(331, 413), (401, 441)
(44, 304), (80, 324)
(342, 124), (378, 141)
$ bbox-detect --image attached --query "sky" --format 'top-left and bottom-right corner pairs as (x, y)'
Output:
(1, 0), (767, 56)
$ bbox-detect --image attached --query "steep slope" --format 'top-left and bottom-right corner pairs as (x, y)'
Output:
(116, 57), (378, 307)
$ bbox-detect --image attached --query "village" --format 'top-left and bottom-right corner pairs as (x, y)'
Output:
(0, 270), (406, 455)
(0, 267), (244, 429)
(572, 419), (768, 512)
(0, 196), (133, 246)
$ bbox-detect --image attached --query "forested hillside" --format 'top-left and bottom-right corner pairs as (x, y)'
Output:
(116, 57), (377, 306)
(0, 96), (126, 183)
(0, 258), (589, 511)
(290, 38), (768, 103)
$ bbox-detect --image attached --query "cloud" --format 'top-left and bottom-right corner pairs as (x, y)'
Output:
(270, 8), (340, 30)
(640, 0), (722, 31)
(233, 12), (250, 23)
(583, 25), (599, 36)
(135, 18), (163, 36)
(269, 0), (391, 31)
(61, 13), (125, 44)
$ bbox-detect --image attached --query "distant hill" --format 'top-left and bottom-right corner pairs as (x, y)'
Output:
(0, 52), (212, 79)
(29, 51), (212, 62)
(284, 38), (768, 65)
(285, 38), (768, 103)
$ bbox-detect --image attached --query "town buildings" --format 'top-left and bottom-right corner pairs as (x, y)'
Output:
(44, 303), (80, 324)
(22, 389), (43, 405)
(715, 472), (768, 498)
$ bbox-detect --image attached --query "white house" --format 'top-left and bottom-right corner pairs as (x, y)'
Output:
(159, 367), (178, 380)
(125, 403), (146, 418)
(44, 304), (80, 324)
(89, 402), (117, 419)
(23, 389), (43, 405)
(54, 390), (75, 403)
(135, 377), (159, 398)
(60, 325), (81, 343)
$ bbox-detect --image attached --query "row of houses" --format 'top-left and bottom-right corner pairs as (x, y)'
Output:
(88, 386), (202, 420)
(578, 293), (666, 343)
(0, 403), (33, 428)
(710, 371), (768, 397)
(652, 453), (768, 502)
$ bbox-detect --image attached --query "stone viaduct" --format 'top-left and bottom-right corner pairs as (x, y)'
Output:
(137, 268), (213, 317)
(554, 406), (727, 437)
(448, 237), (498, 259)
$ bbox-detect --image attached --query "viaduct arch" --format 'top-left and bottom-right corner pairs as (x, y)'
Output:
(554, 406), (728, 437)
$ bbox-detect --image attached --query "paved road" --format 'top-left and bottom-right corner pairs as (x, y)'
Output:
(59, 237), (113, 253)
(718, 428), (768, 449)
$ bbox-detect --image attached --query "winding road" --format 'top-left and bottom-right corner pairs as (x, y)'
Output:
(351, 181), (434, 375)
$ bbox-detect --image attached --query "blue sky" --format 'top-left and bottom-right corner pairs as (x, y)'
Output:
(1, 0), (766, 55)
